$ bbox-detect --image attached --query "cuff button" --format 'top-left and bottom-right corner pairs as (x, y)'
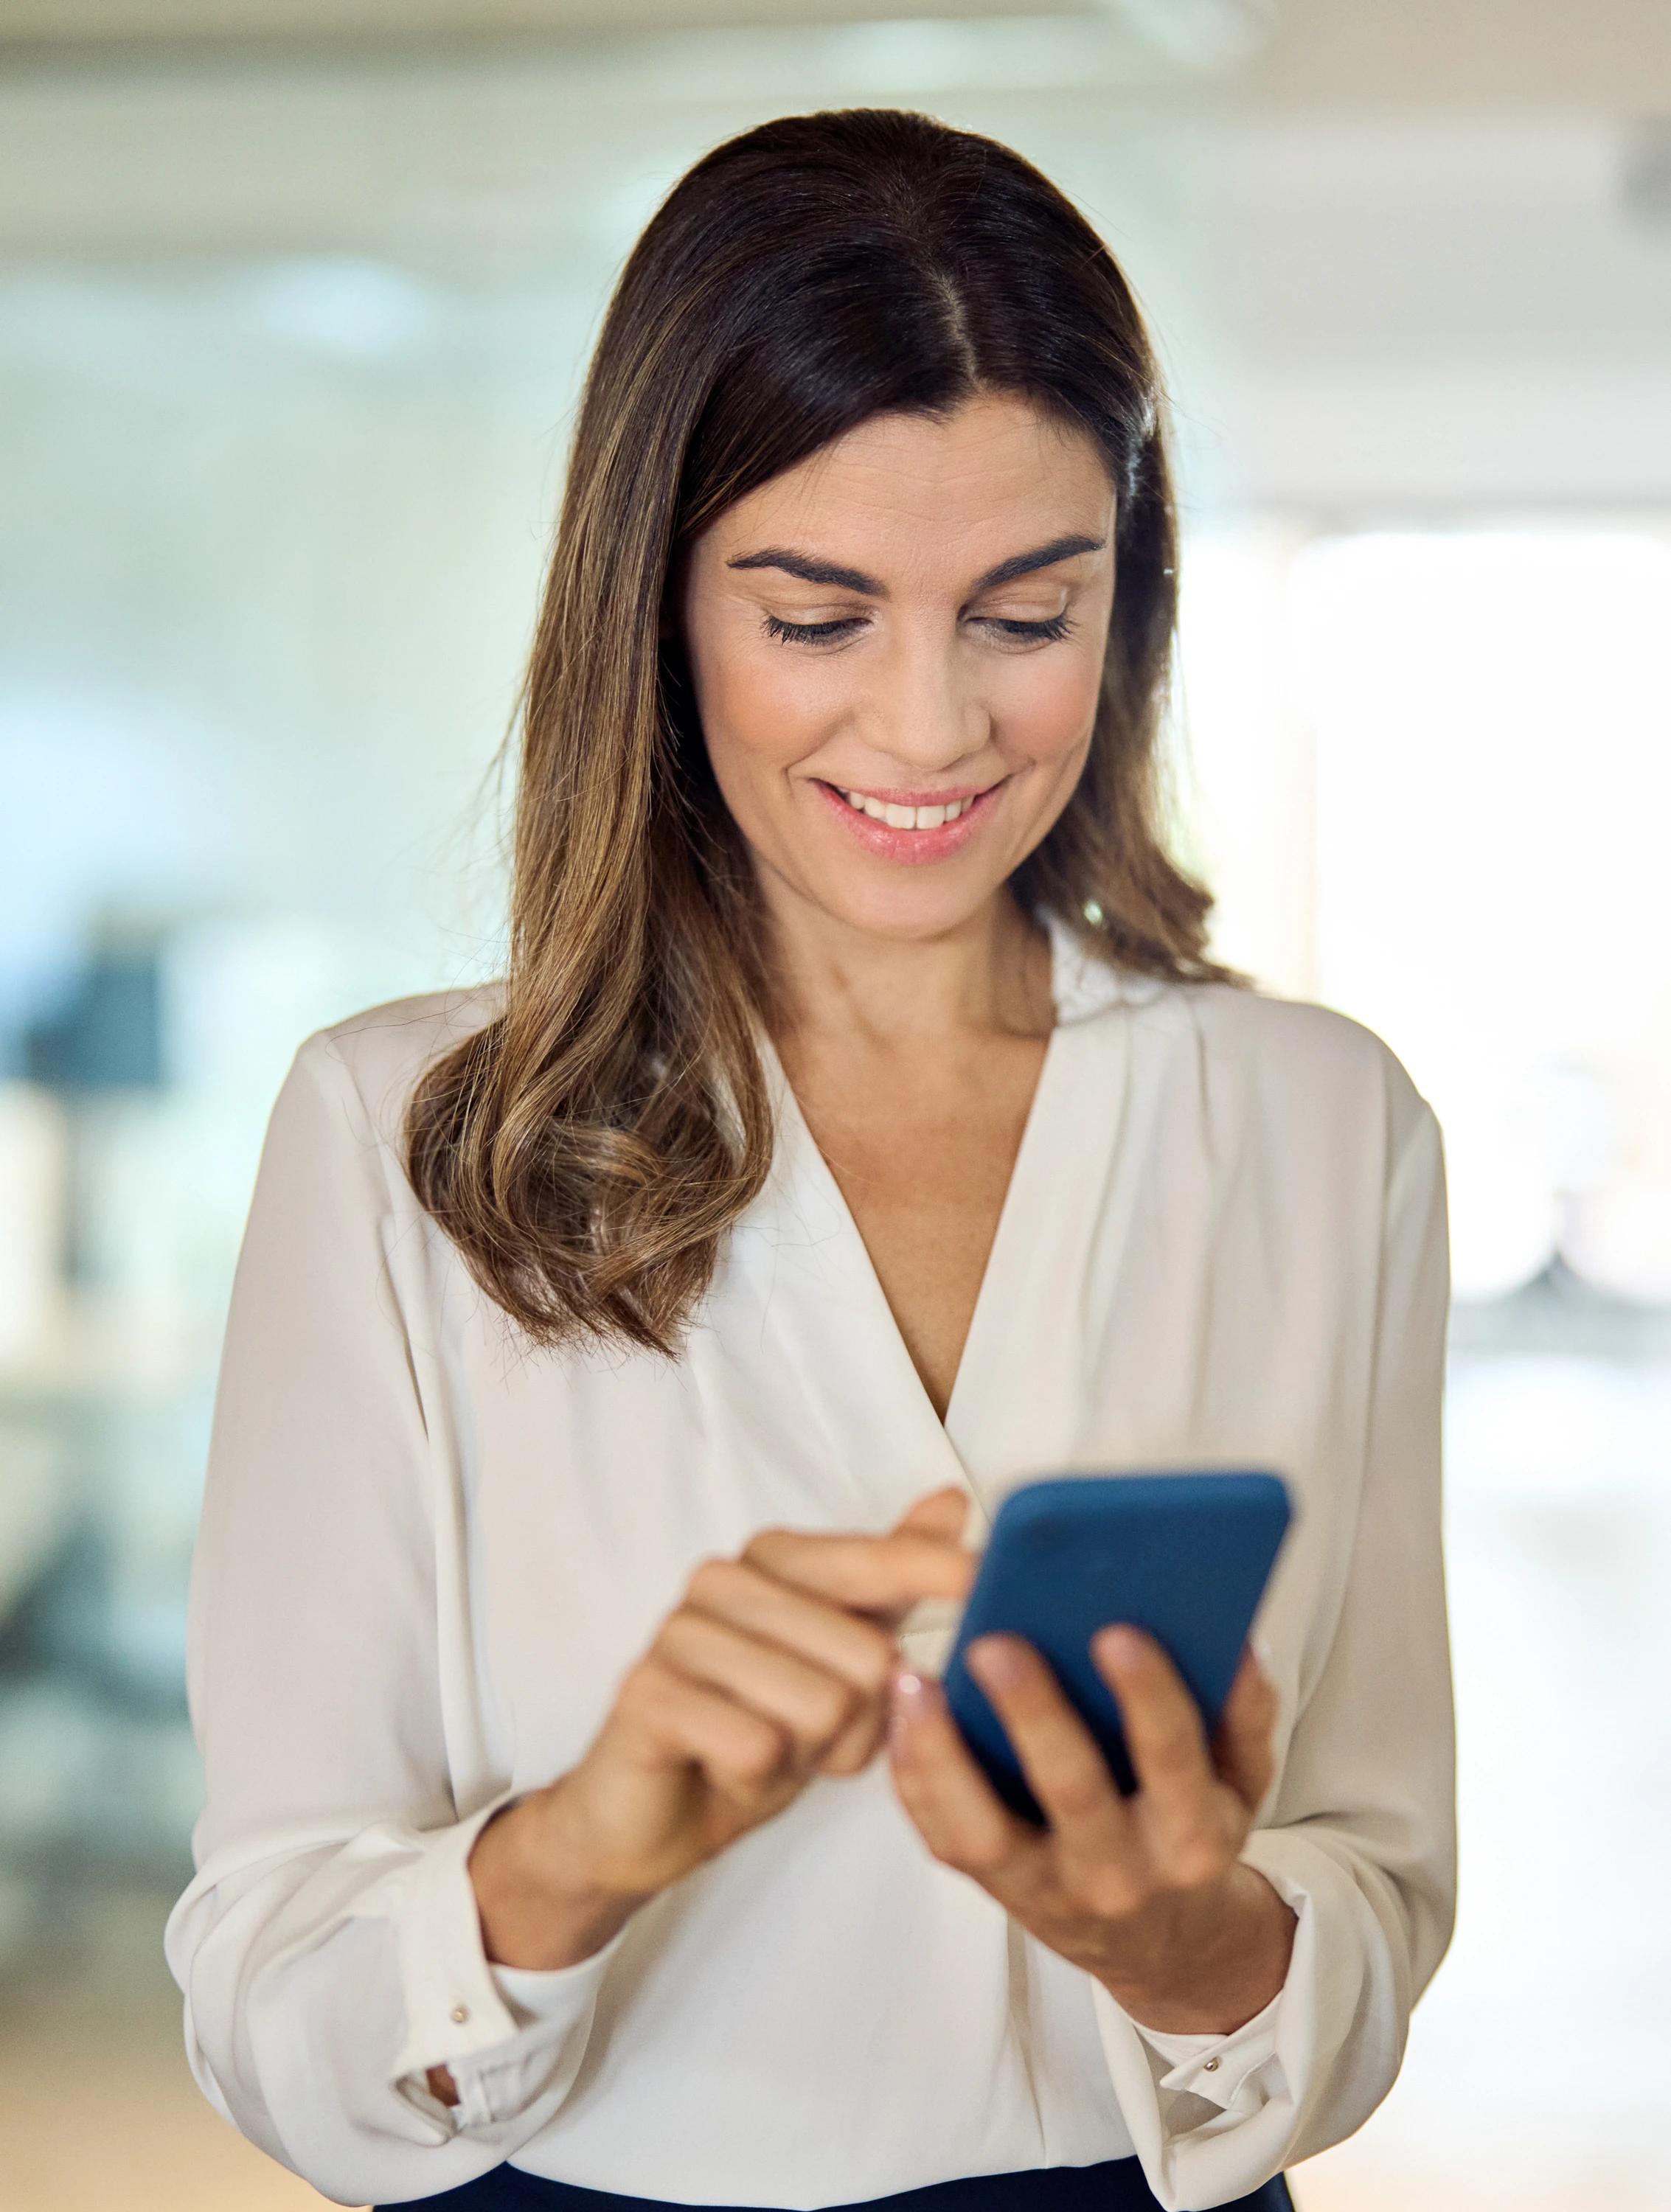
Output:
(1203, 2056), (1220, 2072)
(451, 2005), (470, 2024)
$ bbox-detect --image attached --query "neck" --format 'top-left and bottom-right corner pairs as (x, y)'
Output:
(759, 877), (1055, 1052)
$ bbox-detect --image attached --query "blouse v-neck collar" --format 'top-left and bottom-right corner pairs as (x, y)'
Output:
(734, 917), (1161, 1520)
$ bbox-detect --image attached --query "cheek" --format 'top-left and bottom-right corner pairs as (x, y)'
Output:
(995, 645), (1104, 766)
(695, 629), (841, 771)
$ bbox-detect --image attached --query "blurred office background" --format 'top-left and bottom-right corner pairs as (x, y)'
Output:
(1, 1), (1669, 2206)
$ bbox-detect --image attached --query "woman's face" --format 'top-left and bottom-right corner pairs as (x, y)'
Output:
(678, 392), (1117, 947)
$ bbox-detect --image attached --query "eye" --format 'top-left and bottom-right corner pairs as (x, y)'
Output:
(974, 613), (1075, 644)
(763, 613), (868, 646)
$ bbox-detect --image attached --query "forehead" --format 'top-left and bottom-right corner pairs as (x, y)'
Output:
(706, 392), (1114, 572)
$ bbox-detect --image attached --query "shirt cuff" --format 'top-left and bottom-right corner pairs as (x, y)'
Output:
(390, 1793), (525, 2086)
(389, 1795), (622, 2137)
(492, 1939), (630, 2029)
(1089, 1854), (1315, 2209)
(1132, 1990), (1284, 2115)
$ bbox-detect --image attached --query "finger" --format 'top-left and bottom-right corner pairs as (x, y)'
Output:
(887, 1669), (1046, 1896)
(816, 1697), (889, 1778)
(686, 1557), (897, 1696)
(893, 1486), (971, 1540)
(615, 1660), (793, 1801)
(1094, 1627), (1240, 1885)
(879, 1490), (972, 1631)
(657, 1610), (863, 1764)
(964, 1637), (1140, 1899)
(1212, 1646), (1280, 1810)
(743, 1525), (976, 1615)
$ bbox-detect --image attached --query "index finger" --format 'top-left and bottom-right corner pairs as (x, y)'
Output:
(894, 1486), (972, 1540)
(1094, 1627), (1246, 1882)
(743, 1526), (975, 1614)
(1091, 1626), (1213, 1796)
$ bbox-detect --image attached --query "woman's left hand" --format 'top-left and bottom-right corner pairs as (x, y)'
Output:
(889, 1628), (1296, 2036)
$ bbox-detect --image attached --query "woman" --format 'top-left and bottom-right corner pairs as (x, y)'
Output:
(167, 110), (1453, 2212)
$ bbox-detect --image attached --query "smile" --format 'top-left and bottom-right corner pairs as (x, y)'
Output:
(836, 788), (982, 830)
(812, 777), (1003, 863)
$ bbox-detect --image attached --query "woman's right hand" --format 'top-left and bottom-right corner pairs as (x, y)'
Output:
(469, 1486), (974, 1972)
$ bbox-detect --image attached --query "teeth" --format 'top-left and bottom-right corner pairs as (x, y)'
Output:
(841, 790), (976, 830)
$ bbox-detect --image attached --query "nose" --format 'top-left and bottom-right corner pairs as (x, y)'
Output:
(861, 622), (990, 772)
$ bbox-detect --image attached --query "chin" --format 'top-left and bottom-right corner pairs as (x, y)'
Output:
(813, 870), (1011, 945)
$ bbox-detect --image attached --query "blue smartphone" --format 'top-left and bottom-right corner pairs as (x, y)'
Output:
(942, 1471), (1292, 1825)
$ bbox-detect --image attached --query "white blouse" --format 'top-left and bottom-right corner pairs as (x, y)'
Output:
(166, 922), (1454, 2212)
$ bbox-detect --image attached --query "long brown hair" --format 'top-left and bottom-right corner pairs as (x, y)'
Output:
(407, 108), (1229, 1355)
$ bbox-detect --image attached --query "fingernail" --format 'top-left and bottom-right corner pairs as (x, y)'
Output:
(892, 1669), (931, 1717)
(968, 1635), (1026, 1691)
(1095, 1624), (1145, 1670)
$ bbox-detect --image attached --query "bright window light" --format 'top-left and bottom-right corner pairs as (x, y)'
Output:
(1288, 528), (1671, 1301)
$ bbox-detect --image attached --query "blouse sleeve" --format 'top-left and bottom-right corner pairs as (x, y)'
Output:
(1092, 1092), (1456, 2211)
(164, 1031), (612, 2208)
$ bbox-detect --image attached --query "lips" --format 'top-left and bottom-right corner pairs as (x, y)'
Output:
(813, 778), (1001, 863)
(834, 788), (979, 831)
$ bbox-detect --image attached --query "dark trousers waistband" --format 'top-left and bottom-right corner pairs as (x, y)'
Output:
(380, 2156), (1294, 2212)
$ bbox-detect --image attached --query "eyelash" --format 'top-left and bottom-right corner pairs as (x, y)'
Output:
(762, 612), (1074, 647)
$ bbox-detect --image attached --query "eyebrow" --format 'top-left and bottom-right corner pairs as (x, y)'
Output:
(726, 532), (1106, 599)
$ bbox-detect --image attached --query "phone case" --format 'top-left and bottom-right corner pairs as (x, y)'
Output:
(941, 1471), (1291, 1824)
